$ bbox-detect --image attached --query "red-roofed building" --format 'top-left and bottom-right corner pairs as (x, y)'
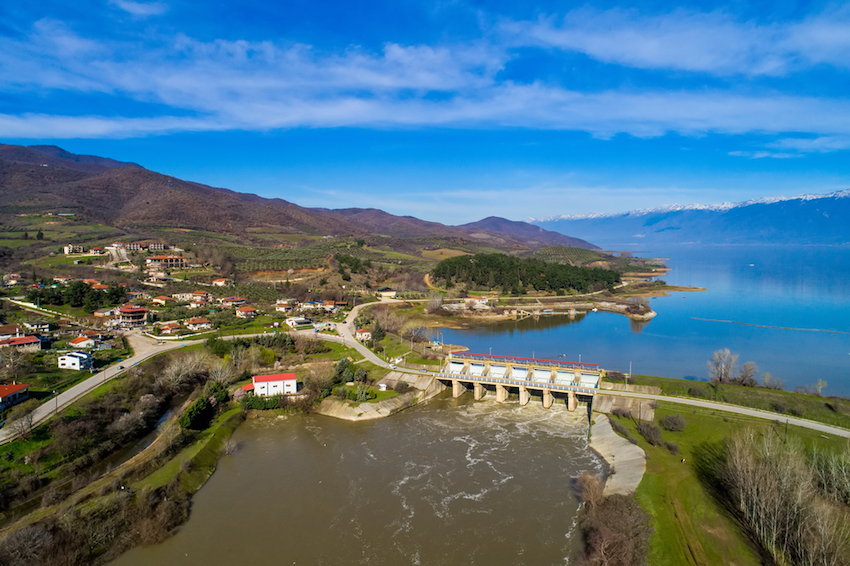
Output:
(251, 373), (297, 396)
(159, 323), (181, 335)
(0, 324), (23, 340)
(185, 317), (213, 331)
(218, 296), (247, 308)
(235, 306), (258, 318)
(119, 305), (149, 327)
(0, 336), (42, 352)
(69, 336), (95, 348)
(152, 296), (173, 305)
(355, 328), (372, 342)
(0, 383), (30, 410)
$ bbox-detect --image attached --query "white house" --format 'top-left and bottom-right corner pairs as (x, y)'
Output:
(356, 328), (372, 342)
(58, 352), (93, 371)
(185, 317), (213, 331)
(249, 373), (298, 396)
(235, 306), (258, 318)
(69, 336), (96, 349)
(286, 317), (312, 328)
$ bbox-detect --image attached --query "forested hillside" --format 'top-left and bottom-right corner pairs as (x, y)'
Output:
(431, 253), (620, 294)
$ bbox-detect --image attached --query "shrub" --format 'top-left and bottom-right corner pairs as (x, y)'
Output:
(661, 414), (686, 432)
(178, 397), (210, 430)
(772, 402), (787, 414)
(688, 385), (707, 398)
(637, 422), (663, 446)
(393, 381), (412, 394)
(611, 407), (633, 419)
(609, 419), (632, 440)
(666, 442), (680, 455)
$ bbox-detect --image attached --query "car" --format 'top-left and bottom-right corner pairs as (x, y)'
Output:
(419, 368), (428, 373)
(389, 364), (397, 369)
(118, 365), (124, 370)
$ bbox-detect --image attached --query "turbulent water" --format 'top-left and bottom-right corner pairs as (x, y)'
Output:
(111, 396), (600, 566)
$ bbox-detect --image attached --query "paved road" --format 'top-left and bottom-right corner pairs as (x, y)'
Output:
(5, 297), (847, 443)
(599, 388), (850, 439)
(0, 331), (191, 444)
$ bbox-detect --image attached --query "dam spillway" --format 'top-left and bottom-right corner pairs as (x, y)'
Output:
(438, 352), (603, 411)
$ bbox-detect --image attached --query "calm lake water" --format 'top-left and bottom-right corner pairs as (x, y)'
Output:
(441, 245), (850, 396)
(112, 398), (599, 566)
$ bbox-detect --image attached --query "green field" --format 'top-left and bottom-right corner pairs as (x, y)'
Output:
(608, 402), (846, 566)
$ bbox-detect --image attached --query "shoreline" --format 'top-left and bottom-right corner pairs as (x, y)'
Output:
(588, 413), (647, 495)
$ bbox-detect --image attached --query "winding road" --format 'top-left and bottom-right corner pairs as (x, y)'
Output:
(3, 295), (849, 443)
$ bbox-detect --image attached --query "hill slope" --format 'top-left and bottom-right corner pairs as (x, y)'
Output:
(0, 143), (596, 251)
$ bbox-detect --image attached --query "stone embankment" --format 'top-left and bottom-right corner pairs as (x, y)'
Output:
(589, 414), (647, 496)
(315, 371), (446, 422)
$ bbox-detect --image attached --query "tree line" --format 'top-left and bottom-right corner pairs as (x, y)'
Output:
(27, 281), (126, 313)
(431, 253), (621, 294)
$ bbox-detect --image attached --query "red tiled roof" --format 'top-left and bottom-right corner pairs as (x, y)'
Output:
(0, 383), (29, 397)
(119, 305), (149, 314)
(69, 336), (92, 345)
(242, 383), (255, 391)
(5, 336), (40, 345)
(253, 373), (297, 383)
(236, 306), (256, 312)
(186, 317), (211, 324)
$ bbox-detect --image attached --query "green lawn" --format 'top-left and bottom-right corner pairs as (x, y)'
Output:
(622, 374), (850, 430)
(607, 402), (847, 566)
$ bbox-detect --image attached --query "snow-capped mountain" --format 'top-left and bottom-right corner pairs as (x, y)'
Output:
(529, 190), (850, 248)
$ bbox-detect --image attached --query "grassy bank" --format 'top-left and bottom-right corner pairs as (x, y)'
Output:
(606, 401), (847, 566)
(621, 374), (850, 430)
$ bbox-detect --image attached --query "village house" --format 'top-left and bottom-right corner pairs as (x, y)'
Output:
(275, 303), (294, 314)
(159, 323), (181, 335)
(355, 328), (372, 342)
(118, 305), (150, 327)
(0, 324), (23, 340)
(94, 307), (117, 317)
(0, 336), (42, 352)
(148, 242), (167, 251)
(92, 283), (109, 291)
(185, 317), (213, 331)
(217, 296), (247, 308)
(125, 242), (145, 251)
(244, 373), (298, 396)
(69, 336), (96, 349)
(58, 352), (92, 371)
(125, 291), (147, 301)
(321, 300), (339, 313)
(235, 306), (258, 319)
(22, 321), (50, 333)
(80, 329), (106, 341)
(63, 244), (84, 254)
(151, 296), (173, 306)
(188, 299), (209, 309)
(146, 255), (186, 269)
(285, 317), (312, 329)
(53, 276), (72, 285)
(89, 247), (105, 255)
(211, 278), (231, 286)
(0, 383), (30, 411)
(171, 292), (195, 302)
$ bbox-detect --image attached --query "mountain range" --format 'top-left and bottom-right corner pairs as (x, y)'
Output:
(530, 191), (850, 248)
(0, 144), (595, 251)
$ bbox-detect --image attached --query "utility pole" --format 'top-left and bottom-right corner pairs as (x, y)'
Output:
(628, 361), (631, 391)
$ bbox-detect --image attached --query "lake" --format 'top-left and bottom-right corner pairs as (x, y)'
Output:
(439, 245), (850, 396)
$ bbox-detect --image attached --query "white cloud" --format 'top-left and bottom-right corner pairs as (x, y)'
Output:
(109, 0), (168, 17)
(502, 7), (850, 76)
(1, 17), (850, 145)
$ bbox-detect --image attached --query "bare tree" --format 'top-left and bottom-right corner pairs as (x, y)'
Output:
(815, 379), (828, 396)
(708, 348), (738, 384)
(0, 347), (30, 381)
(425, 293), (443, 314)
(733, 361), (759, 387)
(8, 399), (39, 439)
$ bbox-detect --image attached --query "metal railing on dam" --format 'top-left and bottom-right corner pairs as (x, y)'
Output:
(433, 372), (598, 396)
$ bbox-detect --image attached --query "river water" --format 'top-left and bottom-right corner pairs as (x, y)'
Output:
(112, 396), (599, 566)
(440, 245), (850, 396)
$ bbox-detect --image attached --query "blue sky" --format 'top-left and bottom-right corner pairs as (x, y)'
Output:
(1, 1), (849, 224)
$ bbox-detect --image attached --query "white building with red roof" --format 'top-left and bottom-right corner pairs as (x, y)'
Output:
(235, 306), (258, 318)
(69, 336), (95, 348)
(249, 373), (298, 396)
(118, 305), (149, 327)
